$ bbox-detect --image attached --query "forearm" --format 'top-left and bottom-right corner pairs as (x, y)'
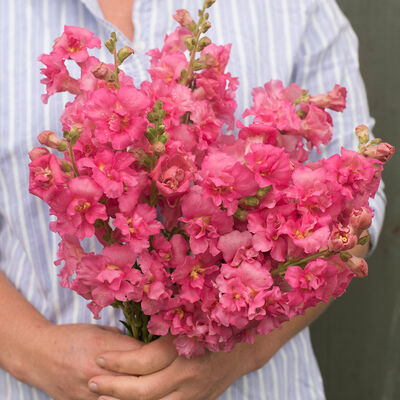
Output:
(0, 270), (51, 381)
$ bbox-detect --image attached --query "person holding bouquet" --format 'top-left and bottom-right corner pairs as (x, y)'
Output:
(0, 1), (388, 399)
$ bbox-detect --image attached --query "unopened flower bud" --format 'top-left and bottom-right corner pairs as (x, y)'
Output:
(347, 256), (368, 278)
(239, 196), (259, 207)
(173, 9), (196, 30)
(117, 46), (134, 64)
(197, 53), (216, 69)
(363, 142), (395, 162)
(69, 124), (84, 146)
(197, 36), (211, 51)
(355, 124), (369, 145)
(61, 161), (73, 173)
(145, 126), (157, 143)
(147, 112), (156, 123)
(105, 39), (115, 53)
(202, 21), (211, 33)
(91, 62), (114, 81)
(233, 208), (248, 222)
(130, 147), (152, 168)
(350, 207), (372, 232)
(159, 133), (169, 144)
(204, 0), (216, 9)
(184, 36), (196, 51)
(257, 186), (272, 198)
(38, 130), (67, 151)
(28, 147), (50, 161)
(157, 124), (166, 134)
(153, 100), (163, 111)
(152, 141), (165, 155)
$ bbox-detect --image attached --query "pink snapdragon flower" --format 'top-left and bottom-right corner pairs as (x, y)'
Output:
(243, 80), (302, 133)
(84, 87), (150, 150)
(298, 103), (333, 150)
(78, 148), (137, 199)
(38, 53), (81, 103)
(363, 142), (395, 162)
(150, 153), (196, 203)
(113, 204), (163, 251)
(285, 259), (338, 307)
(29, 153), (68, 202)
(199, 152), (258, 215)
(180, 186), (233, 255)
(328, 224), (358, 252)
(309, 84), (347, 112)
(52, 26), (101, 63)
(137, 251), (172, 314)
(350, 207), (373, 232)
(244, 143), (291, 188)
(50, 176), (108, 239)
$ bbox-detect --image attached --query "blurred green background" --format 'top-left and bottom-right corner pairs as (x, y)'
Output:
(310, 1), (400, 399)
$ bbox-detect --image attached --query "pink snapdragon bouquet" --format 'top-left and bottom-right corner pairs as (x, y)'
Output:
(29, 0), (394, 357)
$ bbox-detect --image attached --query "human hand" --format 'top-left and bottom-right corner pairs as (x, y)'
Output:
(23, 323), (142, 400)
(88, 335), (255, 400)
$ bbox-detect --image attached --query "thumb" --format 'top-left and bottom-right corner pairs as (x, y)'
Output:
(96, 335), (178, 375)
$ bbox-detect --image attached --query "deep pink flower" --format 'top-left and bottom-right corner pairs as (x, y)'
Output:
(298, 103), (333, 151)
(150, 153), (196, 203)
(78, 148), (137, 199)
(243, 80), (301, 133)
(328, 224), (358, 252)
(29, 153), (68, 202)
(38, 53), (81, 103)
(49, 176), (107, 239)
(285, 259), (338, 306)
(84, 87), (150, 150)
(52, 26), (101, 63)
(113, 204), (163, 251)
(199, 152), (258, 215)
(245, 143), (291, 188)
(180, 186), (233, 255)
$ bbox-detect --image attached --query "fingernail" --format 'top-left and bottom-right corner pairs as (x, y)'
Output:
(88, 381), (99, 393)
(96, 357), (105, 367)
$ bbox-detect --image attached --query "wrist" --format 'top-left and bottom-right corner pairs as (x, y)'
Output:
(6, 319), (53, 386)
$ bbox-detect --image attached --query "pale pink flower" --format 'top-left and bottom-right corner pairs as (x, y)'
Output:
(309, 84), (347, 112)
(363, 142), (395, 162)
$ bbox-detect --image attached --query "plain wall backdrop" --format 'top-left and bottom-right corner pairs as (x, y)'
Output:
(310, 1), (400, 399)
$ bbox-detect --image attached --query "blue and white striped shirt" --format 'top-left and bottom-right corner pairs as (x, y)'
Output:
(0, 0), (385, 399)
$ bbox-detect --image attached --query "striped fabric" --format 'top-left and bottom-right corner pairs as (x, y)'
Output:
(0, 0), (385, 399)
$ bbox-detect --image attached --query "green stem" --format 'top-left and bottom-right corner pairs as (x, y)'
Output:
(113, 47), (120, 89)
(181, 2), (208, 87)
(271, 248), (333, 277)
(67, 142), (79, 177)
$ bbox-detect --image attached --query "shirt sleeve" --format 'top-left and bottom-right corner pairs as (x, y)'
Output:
(291, 0), (386, 255)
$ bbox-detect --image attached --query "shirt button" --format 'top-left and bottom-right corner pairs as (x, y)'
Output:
(135, 41), (146, 53)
